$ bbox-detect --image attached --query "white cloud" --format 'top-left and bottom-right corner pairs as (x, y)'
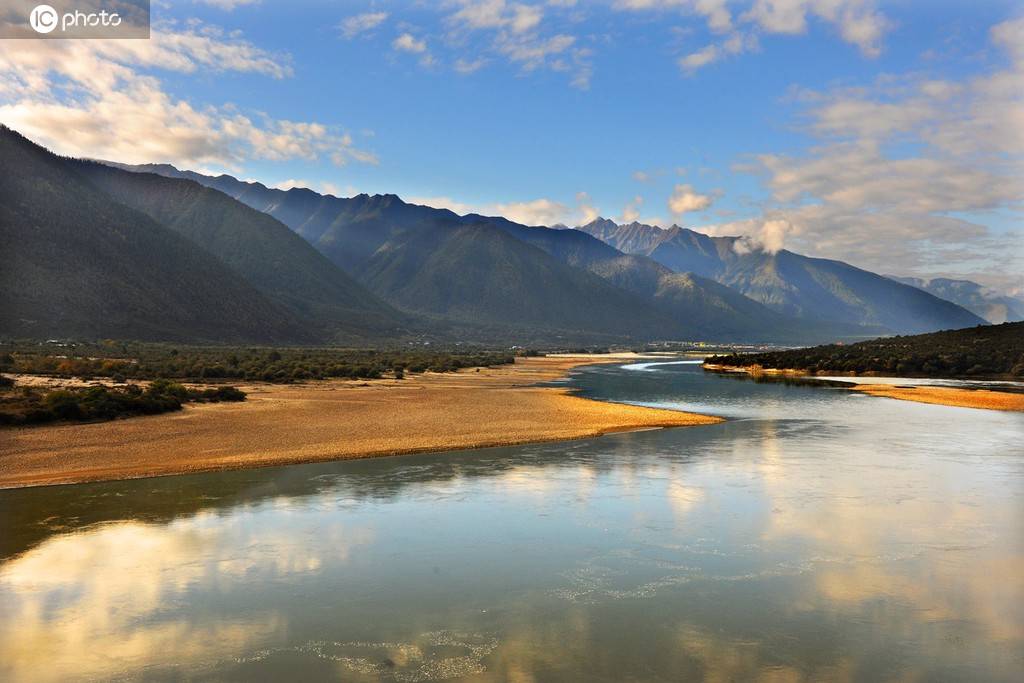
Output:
(497, 32), (574, 67)
(450, 0), (509, 30)
(678, 31), (753, 73)
(445, 1), (592, 88)
(668, 183), (714, 215)
(511, 4), (544, 33)
(699, 17), (1024, 288)
(991, 16), (1024, 64)
(409, 191), (600, 226)
(619, 0), (892, 73)
(318, 181), (359, 198)
(494, 197), (570, 225)
(392, 32), (436, 68)
(741, 0), (890, 56)
(409, 195), (480, 215)
(454, 57), (488, 73)
(622, 195), (644, 222)
(393, 32), (428, 53)
(449, 0), (543, 33)
(339, 12), (388, 39)
(0, 21), (376, 170)
(272, 179), (358, 197)
(576, 191), (601, 224)
(614, 0), (732, 34)
(702, 217), (799, 254)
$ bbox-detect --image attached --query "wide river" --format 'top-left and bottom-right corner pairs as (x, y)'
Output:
(1, 362), (1022, 681)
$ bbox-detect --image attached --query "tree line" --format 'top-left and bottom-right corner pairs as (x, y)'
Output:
(703, 322), (1024, 379)
(0, 342), (517, 383)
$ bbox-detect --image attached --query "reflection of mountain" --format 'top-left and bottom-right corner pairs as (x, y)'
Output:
(579, 219), (987, 335)
(887, 276), (1024, 324)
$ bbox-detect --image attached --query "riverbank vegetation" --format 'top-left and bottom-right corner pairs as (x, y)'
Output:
(0, 342), (516, 383)
(0, 378), (246, 426)
(704, 322), (1024, 379)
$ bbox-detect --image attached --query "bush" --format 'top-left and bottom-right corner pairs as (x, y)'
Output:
(44, 390), (83, 420)
(1, 381), (247, 427)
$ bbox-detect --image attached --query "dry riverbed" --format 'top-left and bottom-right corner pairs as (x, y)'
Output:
(0, 355), (722, 489)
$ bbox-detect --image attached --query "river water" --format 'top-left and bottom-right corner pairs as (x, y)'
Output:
(1, 362), (1022, 681)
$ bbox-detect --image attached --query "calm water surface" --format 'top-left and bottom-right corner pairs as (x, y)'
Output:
(1, 363), (1022, 681)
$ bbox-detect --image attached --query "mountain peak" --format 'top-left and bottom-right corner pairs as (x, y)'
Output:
(580, 216), (619, 230)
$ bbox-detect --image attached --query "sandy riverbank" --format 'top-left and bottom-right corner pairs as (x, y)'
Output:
(0, 355), (722, 489)
(850, 384), (1024, 411)
(705, 363), (1024, 412)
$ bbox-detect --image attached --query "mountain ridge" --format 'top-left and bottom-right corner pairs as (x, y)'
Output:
(73, 160), (411, 342)
(578, 217), (987, 335)
(116, 163), (881, 343)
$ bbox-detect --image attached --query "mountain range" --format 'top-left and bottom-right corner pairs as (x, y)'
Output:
(579, 219), (986, 335)
(115, 162), (875, 343)
(2, 126), (406, 343)
(0, 125), (990, 345)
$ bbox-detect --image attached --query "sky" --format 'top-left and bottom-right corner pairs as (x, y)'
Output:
(0, 0), (1021, 292)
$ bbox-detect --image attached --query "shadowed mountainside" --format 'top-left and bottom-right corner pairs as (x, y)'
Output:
(0, 126), (306, 343)
(71, 160), (411, 342)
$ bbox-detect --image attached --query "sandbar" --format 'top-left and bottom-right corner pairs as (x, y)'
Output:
(0, 355), (722, 489)
(850, 384), (1024, 412)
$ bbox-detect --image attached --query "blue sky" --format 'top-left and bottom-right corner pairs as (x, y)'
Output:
(1, 0), (1021, 290)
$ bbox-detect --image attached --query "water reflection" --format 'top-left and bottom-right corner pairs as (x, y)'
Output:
(1, 363), (1022, 681)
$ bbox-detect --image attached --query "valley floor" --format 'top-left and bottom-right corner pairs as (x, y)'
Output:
(0, 355), (721, 489)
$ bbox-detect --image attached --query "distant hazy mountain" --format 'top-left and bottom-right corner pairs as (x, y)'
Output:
(579, 219), (986, 335)
(120, 164), (874, 343)
(887, 276), (1024, 325)
(0, 126), (305, 343)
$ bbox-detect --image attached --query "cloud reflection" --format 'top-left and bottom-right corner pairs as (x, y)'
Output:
(0, 507), (373, 682)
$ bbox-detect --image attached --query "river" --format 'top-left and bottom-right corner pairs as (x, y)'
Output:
(1, 361), (1022, 681)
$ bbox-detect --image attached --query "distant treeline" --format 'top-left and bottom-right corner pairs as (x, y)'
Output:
(1, 342), (517, 383)
(0, 378), (245, 426)
(703, 322), (1024, 378)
